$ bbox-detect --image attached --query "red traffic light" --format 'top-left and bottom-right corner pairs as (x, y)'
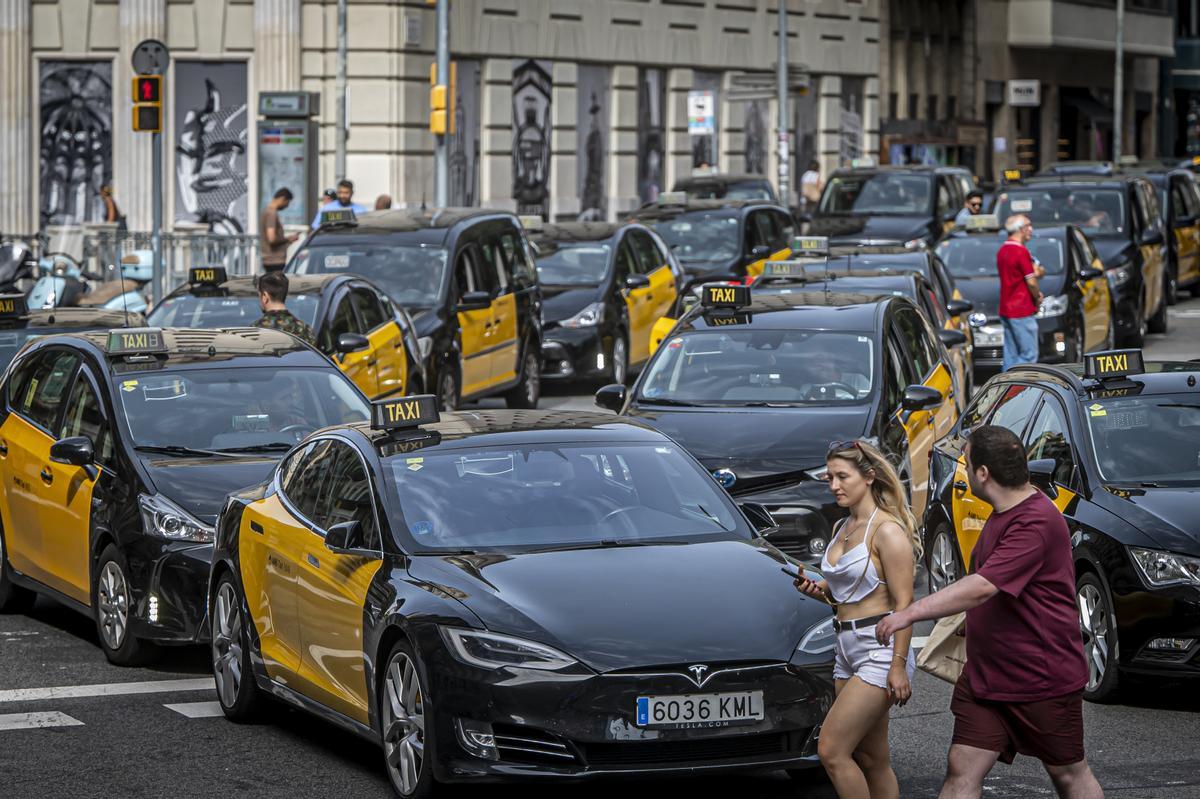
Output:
(132, 75), (162, 103)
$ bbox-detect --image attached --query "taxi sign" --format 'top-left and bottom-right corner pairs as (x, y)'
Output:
(517, 215), (543, 230)
(1084, 349), (1145, 380)
(107, 327), (168, 355)
(656, 191), (687, 206)
(1003, 169), (1022, 181)
(964, 214), (1001, 231)
(0, 294), (28, 317)
(761, 261), (808, 278)
(372, 394), (439, 431)
(700, 284), (750, 309)
(189, 266), (227, 285)
(319, 208), (357, 226)
(791, 236), (829, 255)
(1192, 155), (1200, 167)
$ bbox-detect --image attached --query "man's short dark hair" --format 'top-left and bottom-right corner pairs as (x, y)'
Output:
(967, 189), (983, 201)
(273, 187), (293, 201)
(337, 179), (354, 192)
(257, 270), (289, 303)
(967, 425), (1028, 488)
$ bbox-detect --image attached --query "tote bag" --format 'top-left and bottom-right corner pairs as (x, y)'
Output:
(916, 611), (966, 683)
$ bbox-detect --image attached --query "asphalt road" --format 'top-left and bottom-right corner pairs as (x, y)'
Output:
(1, 296), (1199, 799)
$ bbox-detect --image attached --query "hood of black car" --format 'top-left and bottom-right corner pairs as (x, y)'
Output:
(806, 214), (930, 245)
(408, 539), (831, 672)
(140, 456), (280, 524)
(1088, 236), (1135, 269)
(1092, 485), (1200, 554)
(629, 405), (872, 478)
(542, 286), (603, 324)
(954, 277), (1001, 319)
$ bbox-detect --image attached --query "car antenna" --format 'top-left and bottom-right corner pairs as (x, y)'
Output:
(421, 192), (427, 212)
(119, 262), (132, 328)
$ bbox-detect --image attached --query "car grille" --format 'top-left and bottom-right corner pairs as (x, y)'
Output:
(728, 470), (808, 497)
(771, 537), (809, 560)
(492, 724), (578, 765)
(579, 731), (793, 767)
(975, 346), (1002, 361)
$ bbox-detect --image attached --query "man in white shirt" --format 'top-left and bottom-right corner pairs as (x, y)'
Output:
(800, 160), (824, 211)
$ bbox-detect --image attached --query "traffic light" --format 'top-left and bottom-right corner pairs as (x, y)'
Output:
(429, 62), (456, 136)
(132, 75), (162, 133)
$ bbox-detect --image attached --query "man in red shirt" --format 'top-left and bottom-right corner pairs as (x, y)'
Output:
(997, 215), (1045, 371)
(876, 426), (1102, 798)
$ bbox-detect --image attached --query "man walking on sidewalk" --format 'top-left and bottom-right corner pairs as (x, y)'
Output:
(876, 426), (1102, 799)
(997, 214), (1045, 370)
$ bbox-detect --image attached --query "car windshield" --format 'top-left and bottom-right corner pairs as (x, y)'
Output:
(935, 236), (1065, 278)
(147, 294), (320, 329)
(819, 174), (933, 215)
(685, 181), (774, 201)
(994, 188), (1126, 235)
(290, 238), (448, 308)
(385, 442), (751, 552)
(649, 212), (741, 263)
(118, 367), (368, 451)
(639, 329), (875, 405)
(534, 242), (611, 286)
(1086, 393), (1200, 486)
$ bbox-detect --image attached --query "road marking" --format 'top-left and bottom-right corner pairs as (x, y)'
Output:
(0, 678), (213, 704)
(0, 711), (84, 731)
(164, 701), (223, 719)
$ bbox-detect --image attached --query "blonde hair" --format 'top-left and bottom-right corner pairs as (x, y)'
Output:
(826, 440), (922, 561)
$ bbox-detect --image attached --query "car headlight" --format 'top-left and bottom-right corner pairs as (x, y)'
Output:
(804, 465), (829, 481)
(417, 335), (433, 361)
(560, 302), (605, 329)
(967, 312), (988, 328)
(1107, 262), (1134, 287)
(440, 627), (580, 670)
(1129, 547), (1200, 588)
(903, 238), (928, 251)
(1036, 294), (1069, 318)
(797, 615), (836, 655)
(138, 493), (214, 543)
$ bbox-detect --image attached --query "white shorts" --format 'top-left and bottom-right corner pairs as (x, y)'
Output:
(832, 623), (916, 690)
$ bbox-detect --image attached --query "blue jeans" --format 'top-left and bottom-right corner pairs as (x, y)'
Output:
(1001, 315), (1039, 371)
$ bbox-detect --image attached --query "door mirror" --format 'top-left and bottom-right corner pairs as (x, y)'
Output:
(335, 332), (370, 355)
(324, 520), (377, 556)
(1139, 229), (1164, 247)
(1079, 266), (1103, 280)
(748, 244), (771, 259)
(455, 290), (492, 312)
(50, 435), (94, 467)
(937, 328), (968, 347)
(901, 384), (943, 411)
(739, 502), (779, 536)
(623, 273), (651, 290)
(946, 298), (973, 316)
(1027, 458), (1058, 499)
(594, 383), (627, 412)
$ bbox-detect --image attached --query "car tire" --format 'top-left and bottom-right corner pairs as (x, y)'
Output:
(93, 544), (158, 666)
(1166, 261), (1179, 306)
(1148, 284), (1169, 335)
(379, 640), (436, 799)
(926, 524), (964, 593)
(1121, 292), (1146, 348)
(504, 346), (541, 409)
(1077, 571), (1120, 704)
(0, 527), (36, 614)
(436, 367), (459, 412)
(1064, 312), (1083, 363)
(211, 573), (261, 721)
(609, 332), (629, 387)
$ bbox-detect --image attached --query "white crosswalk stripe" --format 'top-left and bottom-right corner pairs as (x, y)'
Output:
(0, 711), (84, 731)
(0, 678), (213, 704)
(163, 701), (224, 719)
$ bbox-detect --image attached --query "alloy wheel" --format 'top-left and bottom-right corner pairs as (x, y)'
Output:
(212, 581), (244, 708)
(1078, 582), (1109, 692)
(521, 352), (540, 406)
(929, 530), (960, 591)
(439, 371), (457, 412)
(97, 561), (130, 651)
(612, 337), (628, 385)
(382, 652), (426, 796)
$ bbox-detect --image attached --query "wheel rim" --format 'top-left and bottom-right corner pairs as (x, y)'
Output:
(613, 338), (627, 384)
(930, 531), (960, 591)
(97, 561), (129, 650)
(212, 582), (243, 708)
(1077, 582), (1110, 692)
(440, 372), (456, 411)
(382, 652), (426, 796)
(523, 353), (539, 405)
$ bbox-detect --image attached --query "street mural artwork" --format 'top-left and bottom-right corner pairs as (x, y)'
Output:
(744, 100), (767, 175)
(577, 65), (610, 222)
(174, 61), (248, 234)
(39, 61), (113, 228)
(512, 59), (552, 220)
(637, 68), (666, 205)
(449, 60), (481, 208)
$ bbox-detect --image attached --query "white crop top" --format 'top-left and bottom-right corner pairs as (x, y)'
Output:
(821, 508), (887, 605)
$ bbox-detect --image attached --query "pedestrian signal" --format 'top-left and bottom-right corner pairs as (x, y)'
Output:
(132, 75), (163, 133)
(133, 105), (162, 133)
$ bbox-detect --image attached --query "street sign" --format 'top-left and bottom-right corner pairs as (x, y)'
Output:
(132, 38), (170, 76)
(688, 91), (715, 136)
(1007, 79), (1040, 107)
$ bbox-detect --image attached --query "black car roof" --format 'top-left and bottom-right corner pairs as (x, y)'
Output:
(166, 273), (346, 299)
(1018, 175), (1144, 189)
(829, 165), (940, 177)
(628, 198), (780, 221)
(46, 327), (325, 371)
(308, 207), (515, 246)
(530, 222), (626, 245)
(942, 224), (1071, 240)
(678, 292), (891, 332)
(674, 173), (771, 187)
(1006, 360), (1200, 399)
(6, 308), (149, 329)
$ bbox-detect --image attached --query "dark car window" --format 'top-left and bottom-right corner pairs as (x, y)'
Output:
(1170, 178), (1196, 224)
(1139, 182), (1163, 231)
(291, 237), (448, 308)
(995, 187), (1126, 235)
(749, 210), (781, 253)
(321, 295), (362, 353)
(497, 227), (537, 289)
(650, 210), (742, 265)
(317, 442), (380, 548)
(774, 210), (797, 247)
(960, 383), (1005, 431)
(281, 439), (338, 525)
(883, 336), (909, 411)
(935, 234), (1066, 278)
(350, 287), (388, 331)
(59, 373), (114, 467)
(9, 349), (79, 431)
(480, 231), (510, 294)
(454, 245), (481, 296)
(629, 229), (666, 274)
(820, 173), (933, 215)
(893, 306), (938, 380)
(986, 384), (1042, 437)
(616, 239), (642, 276)
(936, 178), (953, 218)
(533, 240), (612, 286)
(1086, 392), (1200, 486)
(1024, 397), (1076, 487)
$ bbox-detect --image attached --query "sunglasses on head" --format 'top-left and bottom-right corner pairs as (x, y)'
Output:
(828, 439), (862, 453)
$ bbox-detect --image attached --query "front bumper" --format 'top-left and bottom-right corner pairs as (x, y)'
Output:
(969, 317), (1074, 369)
(124, 538), (213, 644)
(1108, 281), (1141, 335)
(1113, 583), (1200, 679)
(731, 480), (841, 565)
(541, 328), (610, 381)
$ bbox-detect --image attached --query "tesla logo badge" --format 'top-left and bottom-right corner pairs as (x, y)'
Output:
(688, 664), (709, 685)
(712, 469), (736, 489)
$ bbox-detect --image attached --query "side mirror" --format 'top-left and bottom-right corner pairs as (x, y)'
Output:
(738, 502), (779, 536)
(938, 328), (968, 347)
(946, 298), (973, 316)
(797, 211), (813, 224)
(748, 244), (771, 259)
(901, 384), (943, 411)
(455, 290), (492, 312)
(1140, 229), (1164, 247)
(1027, 458), (1058, 499)
(623, 273), (651, 290)
(1079, 266), (1104, 280)
(335, 332), (370, 355)
(324, 520), (377, 556)
(594, 383), (627, 412)
(50, 435), (94, 467)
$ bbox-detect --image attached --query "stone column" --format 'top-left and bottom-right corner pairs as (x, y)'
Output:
(478, 58), (515, 212)
(254, 0), (301, 92)
(117, 0), (167, 232)
(664, 68), (693, 197)
(863, 77), (881, 160)
(1040, 82), (1059, 167)
(607, 65), (639, 217)
(549, 62), (578, 221)
(0, 1), (33, 233)
(817, 74), (843, 176)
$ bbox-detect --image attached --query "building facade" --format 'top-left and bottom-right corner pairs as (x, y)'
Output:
(0, 0), (883, 236)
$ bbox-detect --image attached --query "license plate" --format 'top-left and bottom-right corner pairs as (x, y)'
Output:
(635, 691), (764, 729)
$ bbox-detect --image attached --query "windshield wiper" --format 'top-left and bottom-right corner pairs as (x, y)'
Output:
(134, 445), (238, 458)
(525, 539), (690, 553)
(636, 397), (703, 407)
(212, 443), (295, 454)
(740, 400), (803, 408)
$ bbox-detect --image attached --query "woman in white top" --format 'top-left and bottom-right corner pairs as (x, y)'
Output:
(794, 439), (921, 799)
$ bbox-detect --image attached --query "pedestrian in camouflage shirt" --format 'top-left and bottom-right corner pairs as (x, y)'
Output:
(254, 271), (316, 345)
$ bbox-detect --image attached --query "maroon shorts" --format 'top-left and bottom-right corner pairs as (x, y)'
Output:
(950, 678), (1085, 766)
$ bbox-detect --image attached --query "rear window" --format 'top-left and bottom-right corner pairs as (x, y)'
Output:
(994, 187), (1126, 235)
(935, 236), (1065, 278)
(148, 294), (320, 329)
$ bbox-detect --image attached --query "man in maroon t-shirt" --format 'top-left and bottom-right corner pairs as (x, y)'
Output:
(997, 215), (1045, 372)
(877, 426), (1102, 798)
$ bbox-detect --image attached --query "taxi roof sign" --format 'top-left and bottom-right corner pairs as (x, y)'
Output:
(656, 191), (687, 206)
(372, 394), (439, 432)
(319, 208), (357, 226)
(106, 327), (168, 356)
(761, 260), (812, 279)
(517, 215), (543, 230)
(1084, 349), (1145, 381)
(700, 284), (751, 310)
(964, 214), (1001, 231)
(0, 294), (28, 318)
(791, 236), (829, 255)
(1003, 169), (1022, 181)
(189, 266), (227, 285)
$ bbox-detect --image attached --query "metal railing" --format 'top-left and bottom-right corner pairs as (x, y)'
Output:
(82, 231), (262, 297)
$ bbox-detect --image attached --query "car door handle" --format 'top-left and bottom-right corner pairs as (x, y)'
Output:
(40, 468), (53, 484)
(250, 521), (264, 535)
(0, 440), (7, 456)
(954, 480), (968, 492)
(306, 553), (320, 569)
(368, 359), (378, 368)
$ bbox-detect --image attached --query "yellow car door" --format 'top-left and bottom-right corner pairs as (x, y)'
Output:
(323, 295), (375, 398)
(1170, 175), (1200, 288)
(628, 229), (680, 364)
(488, 292), (519, 387)
(453, 247), (493, 398)
(616, 240), (655, 364)
(350, 287), (407, 398)
(742, 209), (794, 279)
(1070, 229), (1112, 351)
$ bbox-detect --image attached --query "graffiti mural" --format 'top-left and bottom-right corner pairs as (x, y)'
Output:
(39, 61), (113, 227)
(744, 101), (767, 175)
(174, 62), (248, 233)
(512, 59), (552, 219)
(576, 66), (610, 221)
(637, 68), (665, 205)
(449, 61), (481, 208)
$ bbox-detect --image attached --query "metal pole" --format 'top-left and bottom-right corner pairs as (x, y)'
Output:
(435, 0), (450, 207)
(335, 0), (348, 181)
(151, 130), (162, 305)
(1113, 0), (1125, 160)
(776, 0), (790, 206)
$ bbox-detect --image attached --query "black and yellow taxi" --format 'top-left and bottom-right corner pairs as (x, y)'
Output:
(626, 192), (797, 281)
(993, 173), (1168, 346)
(0, 294), (146, 373)
(287, 208), (543, 411)
(935, 215), (1113, 375)
(148, 267), (423, 401)
(923, 350), (1200, 702)
(806, 165), (965, 248)
(596, 283), (960, 564)
(671, 172), (779, 203)
(526, 220), (683, 385)
(0, 327), (369, 664)
(207, 397), (835, 796)
(1120, 165), (1200, 304)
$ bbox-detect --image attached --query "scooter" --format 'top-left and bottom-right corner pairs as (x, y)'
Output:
(77, 251), (152, 314)
(27, 252), (93, 308)
(0, 239), (37, 294)
(27, 250), (151, 313)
